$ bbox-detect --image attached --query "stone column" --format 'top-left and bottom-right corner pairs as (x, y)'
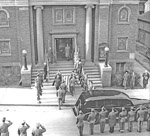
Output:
(34, 6), (44, 65)
(85, 4), (94, 62)
(145, 0), (150, 12)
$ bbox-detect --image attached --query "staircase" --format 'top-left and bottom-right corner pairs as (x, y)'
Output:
(31, 61), (75, 86)
(83, 63), (102, 88)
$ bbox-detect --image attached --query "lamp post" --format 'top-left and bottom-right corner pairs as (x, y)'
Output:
(104, 47), (109, 67)
(22, 50), (28, 70)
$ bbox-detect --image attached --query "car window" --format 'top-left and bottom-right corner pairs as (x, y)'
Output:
(119, 99), (132, 106)
(85, 101), (96, 108)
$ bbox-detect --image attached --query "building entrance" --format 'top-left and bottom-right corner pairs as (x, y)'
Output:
(55, 38), (73, 61)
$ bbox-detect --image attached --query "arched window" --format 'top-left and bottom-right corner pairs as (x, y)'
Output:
(118, 6), (130, 24)
(0, 9), (9, 27)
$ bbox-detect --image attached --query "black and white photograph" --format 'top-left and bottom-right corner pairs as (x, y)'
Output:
(0, 0), (150, 136)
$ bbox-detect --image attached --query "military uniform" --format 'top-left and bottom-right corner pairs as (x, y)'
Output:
(69, 77), (77, 96)
(32, 124), (46, 136)
(60, 82), (67, 103)
(137, 107), (147, 132)
(108, 109), (118, 133)
(35, 76), (42, 102)
(76, 112), (85, 136)
(127, 108), (136, 132)
(99, 108), (108, 133)
(87, 109), (96, 135)
(119, 108), (127, 133)
(0, 119), (12, 136)
(57, 88), (63, 110)
(18, 122), (30, 136)
(146, 108), (150, 131)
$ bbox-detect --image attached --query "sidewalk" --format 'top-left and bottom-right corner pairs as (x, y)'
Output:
(0, 85), (82, 106)
(0, 60), (149, 106)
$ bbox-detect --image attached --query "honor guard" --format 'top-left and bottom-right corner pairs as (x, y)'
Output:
(32, 123), (46, 136)
(108, 107), (118, 133)
(146, 104), (150, 131)
(87, 109), (96, 135)
(0, 117), (13, 136)
(136, 105), (148, 132)
(99, 106), (108, 133)
(118, 107), (127, 133)
(127, 106), (136, 132)
(18, 121), (30, 136)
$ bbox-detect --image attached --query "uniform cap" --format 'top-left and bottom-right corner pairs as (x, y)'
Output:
(79, 110), (83, 114)
(130, 106), (134, 110)
(36, 123), (40, 128)
(122, 107), (125, 111)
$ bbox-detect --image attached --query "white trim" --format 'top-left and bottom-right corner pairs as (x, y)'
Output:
(0, 8), (10, 27)
(111, 1), (139, 5)
(0, 39), (11, 56)
(117, 36), (128, 51)
(118, 5), (131, 24)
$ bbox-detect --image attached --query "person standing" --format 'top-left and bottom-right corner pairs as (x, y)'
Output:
(127, 106), (136, 132)
(32, 123), (46, 136)
(18, 121), (30, 136)
(142, 70), (150, 89)
(53, 75), (61, 97)
(99, 106), (108, 133)
(108, 107), (118, 133)
(35, 74), (42, 103)
(88, 80), (94, 96)
(137, 105), (148, 132)
(57, 87), (63, 110)
(69, 75), (78, 96)
(76, 110), (86, 136)
(87, 109), (96, 135)
(118, 107), (127, 133)
(77, 59), (82, 75)
(123, 71), (129, 90)
(0, 117), (13, 136)
(146, 104), (150, 131)
(60, 80), (68, 103)
(48, 47), (53, 63)
(65, 44), (70, 61)
(43, 62), (48, 82)
(130, 71), (136, 89)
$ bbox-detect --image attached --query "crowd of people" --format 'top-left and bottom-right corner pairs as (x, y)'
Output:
(122, 70), (150, 90)
(76, 105), (150, 136)
(0, 117), (46, 136)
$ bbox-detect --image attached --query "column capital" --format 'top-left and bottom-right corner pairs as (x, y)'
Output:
(85, 4), (95, 9)
(34, 5), (44, 10)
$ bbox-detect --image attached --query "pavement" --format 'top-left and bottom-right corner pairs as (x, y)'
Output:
(0, 60), (149, 106)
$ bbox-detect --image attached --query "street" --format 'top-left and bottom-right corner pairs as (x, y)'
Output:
(0, 106), (150, 136)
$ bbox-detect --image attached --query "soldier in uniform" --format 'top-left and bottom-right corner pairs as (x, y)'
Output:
(69, 75), (78, 96)
(76, 110), (88, 136)
(136, 105), (148, 132)
(53, 75), (61, 97)
(18, 121), (30, 136)
(43, 62), (48, 82)
(108, 107), (118, 133)
(99, 106), (108, 133)
(0, 117), (13, 136)
(32, 123), (46, 136)
(35, 74), (42, 103)
(118, 107), (127, 133)
(57, 87), (63, 110)
(60, 80), (68, 103)
(37, 71), (43, 88)
(87, 109), (96, 135)
(146, 104), (150, 131)
(127, 106), (136, 132)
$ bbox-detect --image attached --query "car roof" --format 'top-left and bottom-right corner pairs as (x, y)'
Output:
(86, 93), (130, 102)
(81, 89), (130, 101)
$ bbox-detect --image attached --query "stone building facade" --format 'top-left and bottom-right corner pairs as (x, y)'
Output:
(0, 0), (140, 85)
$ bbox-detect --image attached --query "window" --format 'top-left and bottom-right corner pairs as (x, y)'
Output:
(0, 9), (9, 27)
(118, 6), (130, 24)
(137, 29), (146, 45)
(116, 62), (125, 73)
(0, 40), (11, 56)
(53, 7), (75, 25)
(117, 37), (128, 51)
